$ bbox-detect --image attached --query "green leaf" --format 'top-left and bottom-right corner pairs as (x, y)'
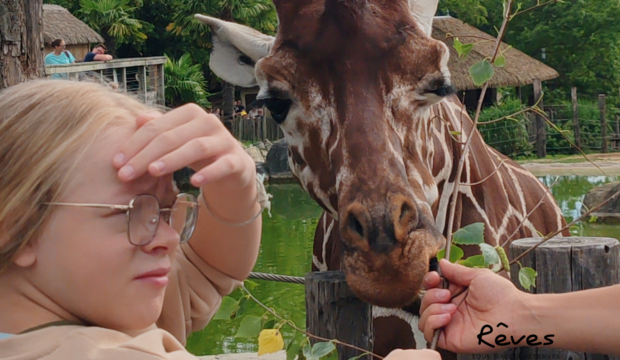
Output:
(286, 333), (305, 360)
(234, 315), (262, 338)
(450, 131), (462, 136)
(312, 342), (336, 358)
(437, 245), (464, 263)
(494, 55), (506, 67)
(452, 223), (485, 245)
(302, 344), (316, 360)
(479, 243), (500, 266)
(263, 319), (276, 329)
(453, 37), (473, 59)
(458, 255), (486, 268)
(519, 267), (537, 291)
(496, 246), (510, 271)
(469, 60), (494, 86)
(244, 280), (259, 291)
(213, 296), (238, 320)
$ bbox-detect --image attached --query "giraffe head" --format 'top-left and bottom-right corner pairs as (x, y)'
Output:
(197, 0), (453, 308)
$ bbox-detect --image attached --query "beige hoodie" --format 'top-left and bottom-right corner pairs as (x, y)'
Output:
(0, 242), (242, 359)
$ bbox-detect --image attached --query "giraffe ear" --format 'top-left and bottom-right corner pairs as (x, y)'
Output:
(408, 0), (438, 36)
(194, 14), (275, 87)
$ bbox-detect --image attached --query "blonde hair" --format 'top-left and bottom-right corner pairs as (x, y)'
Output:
(0, 79), (154, 272)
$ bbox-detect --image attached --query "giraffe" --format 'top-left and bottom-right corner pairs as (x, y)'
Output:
(195, 0), (569, 355)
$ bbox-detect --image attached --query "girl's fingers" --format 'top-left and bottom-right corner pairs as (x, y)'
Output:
(117, 119), (214, 181)
(147, 136), (231, 178)
(136, 111), (163, 128)
(420, 288), (452, 317)
(114, 104), (213, 169)
(418, 302), (456, 333)
(190, 154), (250, 187)
(423, 271), (442, 290)
(423, 313), (452, 345)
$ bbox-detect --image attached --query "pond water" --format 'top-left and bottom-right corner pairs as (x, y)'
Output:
(185, 175), (620, 356)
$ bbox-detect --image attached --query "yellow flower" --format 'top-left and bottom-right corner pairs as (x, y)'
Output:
(258, 329), (284, 356)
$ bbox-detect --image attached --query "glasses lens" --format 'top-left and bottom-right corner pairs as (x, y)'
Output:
(128, 195), (160, 246)
(171, 193), (199, 243)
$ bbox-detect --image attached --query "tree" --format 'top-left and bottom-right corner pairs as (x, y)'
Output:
(479, 0), (620, 97)
(77, 0), (150, 55)
(0, 0), (44, 89)
(164, 53), (211, 108)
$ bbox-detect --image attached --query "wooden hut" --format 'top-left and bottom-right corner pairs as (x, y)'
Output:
(432, 15), (559, 109)
(43, 4), (104, 61)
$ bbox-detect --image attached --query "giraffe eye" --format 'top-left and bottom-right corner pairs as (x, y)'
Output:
(264, 98), (292, 124)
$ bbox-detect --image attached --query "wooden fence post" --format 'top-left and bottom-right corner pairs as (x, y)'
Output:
(305, 271), (373, 360)
(506, 237), (620, 360)
(533, 79), (546, 158)
(599, 94), (607, 153)
(571, 87), (581, 150)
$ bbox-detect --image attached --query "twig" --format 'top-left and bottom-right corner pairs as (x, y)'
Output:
(507, 186), (620, 267)
(510, 0), (562, 19)
(433, 0), (514, 350)
(534, 108), (608, 176)
(478, 97), (544, 126)
(241, 285), (384, 359)
(499, 176), (560, 249)
(459, 158), (509, 186)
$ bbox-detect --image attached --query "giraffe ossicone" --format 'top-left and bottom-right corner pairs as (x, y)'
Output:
(196, 0), (567, 353)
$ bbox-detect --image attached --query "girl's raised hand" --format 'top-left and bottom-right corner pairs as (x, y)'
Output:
(112, 104), (255, 190)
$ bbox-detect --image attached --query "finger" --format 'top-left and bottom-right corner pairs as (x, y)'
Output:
(420, 288), (452, 315)
(136, 111), (163, 128)
(147, 135), (231, 178)
(423, 313), (452, 345)
(423, 271), (442, 290)
(419, 302), (456, 333)
(117, 119), (215, 181)
(113, 104), (212, 168)
(190, 154), (249, 187)
(417, 349), (442, 360)
(439, 259), (490, 287)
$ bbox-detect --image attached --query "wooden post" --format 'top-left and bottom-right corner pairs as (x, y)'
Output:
(305, 271), (373, 360)
(600, 94), (607, 153)
(615, 114), (619, 150)
(533, 79), (546, 158)
(506, 237), (620, 360)
(571, 87), (581, 150)
(122, 67), (127, 93)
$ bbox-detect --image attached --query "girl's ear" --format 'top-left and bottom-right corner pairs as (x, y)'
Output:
(13, 242), (37, 268)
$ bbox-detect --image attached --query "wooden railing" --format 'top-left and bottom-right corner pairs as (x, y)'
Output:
(45, 56), (166, 107)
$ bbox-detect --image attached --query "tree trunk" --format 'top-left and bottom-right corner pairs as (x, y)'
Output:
(222, 81), (235, 133)
(0, 0), (44, 89)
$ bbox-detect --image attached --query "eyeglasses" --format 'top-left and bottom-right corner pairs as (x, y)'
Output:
(44, 193), (199, 246)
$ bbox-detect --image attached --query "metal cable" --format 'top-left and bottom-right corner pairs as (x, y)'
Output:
(248, 272), (305, 284)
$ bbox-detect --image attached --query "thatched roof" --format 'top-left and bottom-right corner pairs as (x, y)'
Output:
(431, 16), (559, 90)
(43, 4), (104, 45)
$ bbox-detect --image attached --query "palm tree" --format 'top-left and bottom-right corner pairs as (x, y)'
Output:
(77, 0), (149, 55)
(164, 53), (211, 109)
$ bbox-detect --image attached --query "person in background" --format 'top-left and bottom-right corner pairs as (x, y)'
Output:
(233, 100), (245, 116)
(44, 39), (76, 80)
(213, 108), (221, 120)
(84, 44), (113, 62)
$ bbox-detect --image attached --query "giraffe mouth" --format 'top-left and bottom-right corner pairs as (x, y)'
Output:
(429, 256), (439, 273)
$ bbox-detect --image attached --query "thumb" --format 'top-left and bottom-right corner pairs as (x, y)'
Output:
(439, 259), (488, 287)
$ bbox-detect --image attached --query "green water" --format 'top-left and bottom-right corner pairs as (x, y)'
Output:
(185, 175), (619, 356)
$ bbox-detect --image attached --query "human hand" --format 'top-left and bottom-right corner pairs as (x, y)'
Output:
(113, 104), (255, 191)
(419, 259), (529, 353)
(383, 349), (441, 360)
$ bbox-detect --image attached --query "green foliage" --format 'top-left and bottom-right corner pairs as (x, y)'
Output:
(164, 53), (211, 108)
(77, 0), (150, 48)
(440, 223), (538, 291)
(438, 0), (488, 26)
(452, 222), (485, 245)
(235, 315), (262, 338)
(477, 98), (533, 158)
(469, 60), (494, 86)
(480, 0), (620, 97)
